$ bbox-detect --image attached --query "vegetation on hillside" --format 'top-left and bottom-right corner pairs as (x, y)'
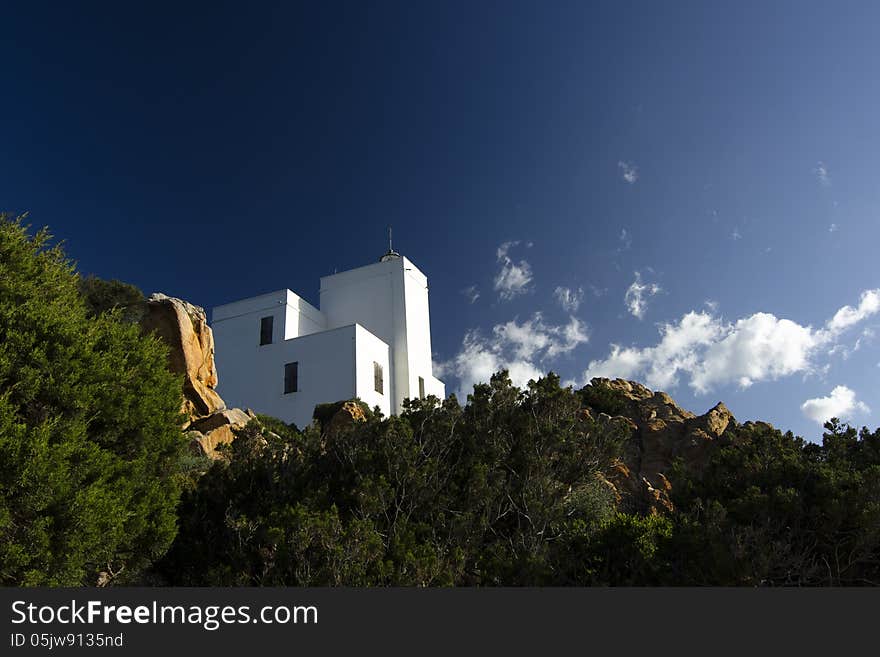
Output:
(158, 376), (880, 586)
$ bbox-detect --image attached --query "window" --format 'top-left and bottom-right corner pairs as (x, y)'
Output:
(260, 316), (273, 345)
(418, 376), (425, 399)
(284, 362), (298, 394)
(374, 361), (383, 395)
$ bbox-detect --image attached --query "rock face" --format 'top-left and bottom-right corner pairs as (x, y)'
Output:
(585, 378), (737, 514)
(137, 293), (225, 418)
(136, 293), (249, 459)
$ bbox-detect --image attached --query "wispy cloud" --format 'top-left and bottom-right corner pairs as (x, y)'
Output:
(582, 288), (880, 394)
(554, 286), (584, 312)
(589, 284), (607, 298)
(461, 285), (480, 304)
(731, 227), (742, 241)
(494, 241), (533, 301)
(438, 313), (589, 397)
(815, 161), (831, 186)
(618, 161), (638, 184)
(624, 271), (661, 319)
(618, 228), (632, 251)
(829, 223), (839, 233)
(801, 386), (869, 424)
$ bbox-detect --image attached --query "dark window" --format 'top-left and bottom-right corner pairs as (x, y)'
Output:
(260, 316), (273, 345)
(374, 362), (383, 395)
(284, 362), (298, 394)
(418, 376), (425, 399)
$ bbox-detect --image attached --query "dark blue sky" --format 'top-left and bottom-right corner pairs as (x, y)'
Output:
(3, 1), (878, 439)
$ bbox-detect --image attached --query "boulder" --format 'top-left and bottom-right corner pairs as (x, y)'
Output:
(326, 400), (367, 436)
(188, 408), (252, 459)
(136, 293), (225, 418)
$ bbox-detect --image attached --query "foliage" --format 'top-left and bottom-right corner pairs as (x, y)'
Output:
(665, 420), (880, 585)
(578, 380), (630, 417)
(160, 373), (630, 585)
(0, 214), (186, 586)
(77, 274), (144, 319)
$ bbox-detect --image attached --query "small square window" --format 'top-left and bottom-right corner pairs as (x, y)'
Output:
(374, 362), (383, 395)
(260, 316), (273, 345)
(284, 362), (298, 394)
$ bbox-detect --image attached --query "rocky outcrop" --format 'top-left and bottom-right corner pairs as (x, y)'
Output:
(585, 378), (738, 514)
(327, 401), (367, 436)
(135, 293), (251, 459)
(187, 408), (253, 457)
(135, 293), (225, 418)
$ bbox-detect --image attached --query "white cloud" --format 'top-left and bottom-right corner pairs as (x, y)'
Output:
(624, 271), (661, 319)
(825, 289), (880, 333)
(461, 285), (480, 304)
(815, 161), (831, 186)
(829, 223), (839, 233)
(618, 228), (632, 251)
(618, 161), (638, 184)
(690, 313), (817, 393)
(582, 288), (880, 394)
(801, 386), (869, 424)
(731, 227), (742, 240)
(704, 300), (719, 313)
(438, 313), (589, 397)
(494, 241), (533, 301)
(554, 286), (584, 312)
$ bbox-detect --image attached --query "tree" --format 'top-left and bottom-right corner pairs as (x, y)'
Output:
(0, 214), (186, 585)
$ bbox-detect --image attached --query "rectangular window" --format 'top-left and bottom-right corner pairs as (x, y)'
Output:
(374, 361), (383, 395)
(284, 362), (298, 394)
(418, 376), (425, 399)
(260, 316), (273, 345)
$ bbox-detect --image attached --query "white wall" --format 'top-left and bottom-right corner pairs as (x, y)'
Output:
(214, 322), (363, 429)
(353, 324), (392, 417)
(401, 259), (445, 402)
(320, 258), (409, 411)
(318, 255), (445, 413)
(283, 290), (326, 338)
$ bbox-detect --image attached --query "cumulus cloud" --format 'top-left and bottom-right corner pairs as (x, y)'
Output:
(618, 161), (638, 184)
(582, 288), (880, 394)
(801, 386), (869, 424)
(624, 272), (662, 319)
(494, 241), (533, 301)
(438, 313), (589, 397)
(554, 286), (584, 312)
(825, 289), (880, 333)
(815, 161), (831, 186)
(461, 285), (480, 304)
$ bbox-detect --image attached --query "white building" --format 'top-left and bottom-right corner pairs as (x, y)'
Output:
(211, 248), (445, 428)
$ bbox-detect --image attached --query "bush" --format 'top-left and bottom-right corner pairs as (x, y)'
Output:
(0, 214), (186, 585)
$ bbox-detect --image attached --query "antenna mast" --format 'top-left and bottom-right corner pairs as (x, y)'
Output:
(379, 224), (401, 262)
